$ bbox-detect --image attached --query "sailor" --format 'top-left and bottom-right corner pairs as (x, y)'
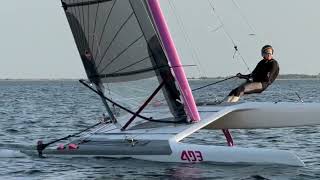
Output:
(227, 45), (279, 102)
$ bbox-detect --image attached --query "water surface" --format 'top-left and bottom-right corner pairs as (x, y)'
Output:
(1, 79), (320, 179)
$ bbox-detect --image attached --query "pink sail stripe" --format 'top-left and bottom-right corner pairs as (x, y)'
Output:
(147, 0), (200, 122)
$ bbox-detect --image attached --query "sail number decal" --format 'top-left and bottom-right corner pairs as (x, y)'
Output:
(180, 150), (203, 162)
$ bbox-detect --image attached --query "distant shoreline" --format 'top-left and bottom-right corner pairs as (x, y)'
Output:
(1, 74), (320, 81)
(0, 79), (79, 81)
(188, 74), (320, 80)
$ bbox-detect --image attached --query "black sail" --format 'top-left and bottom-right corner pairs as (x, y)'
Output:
(61, 0), (186, 121)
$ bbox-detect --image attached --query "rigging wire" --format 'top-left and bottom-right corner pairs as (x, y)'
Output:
(36, 120), (110, 158)
(231, 0), (288, 101)
(107, 89), (144, 107)
(79, 79), (154, 121)
(230, 0), (265, 45)
(105, 82), (120, 114)
(207, 0), (251, 73)
(167, 0), (207, 78)
(77, 122), (114, 142)
(230, 0), (256, 36)
(192, 76), (237, 92)
(80, 80), (187, 123)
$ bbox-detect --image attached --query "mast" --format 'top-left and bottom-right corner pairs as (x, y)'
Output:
(147, 0), (200, 122)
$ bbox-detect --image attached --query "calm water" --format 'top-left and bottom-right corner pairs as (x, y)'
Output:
(1, 79), (320, 179)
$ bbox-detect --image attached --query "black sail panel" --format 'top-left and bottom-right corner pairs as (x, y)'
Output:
(61, 0), (186, 121)
(62, 0), (156, 82)
(65, 11), (98, 82)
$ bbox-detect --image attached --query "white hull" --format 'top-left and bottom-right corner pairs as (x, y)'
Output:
(31, 101), (320, 167)
(138, 142), (304, 166)
(39, 139), (304, 166)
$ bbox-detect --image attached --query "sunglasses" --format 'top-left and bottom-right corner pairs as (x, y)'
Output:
(263, 52), (273, 55)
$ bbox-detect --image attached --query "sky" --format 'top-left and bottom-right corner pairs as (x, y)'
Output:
(1, 0), (320, 79)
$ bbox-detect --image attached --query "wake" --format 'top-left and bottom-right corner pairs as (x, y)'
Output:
(0, 149), (26, 158)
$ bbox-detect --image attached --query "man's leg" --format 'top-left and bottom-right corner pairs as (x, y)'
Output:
(243, 82), (264, 94)
(227, 82), (264, 103)
(227, 96), (240, 102)
(227, 83), (246, 102)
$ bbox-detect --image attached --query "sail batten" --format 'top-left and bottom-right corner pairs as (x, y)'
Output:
(111, 56), (151, 74)
(93, 0), (116, 61)
(90, 2), (100, 52)
(96, 12), (135, 69)
(98, 35), (144, 73)
(91, 64), (172, 79)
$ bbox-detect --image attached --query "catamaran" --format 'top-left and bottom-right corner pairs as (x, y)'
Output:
(34, 0), (320, 166)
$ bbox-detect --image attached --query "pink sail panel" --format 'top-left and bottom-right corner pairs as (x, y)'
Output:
(147, 0), (200, 122)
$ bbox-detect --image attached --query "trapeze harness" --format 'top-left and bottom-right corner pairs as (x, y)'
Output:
(229, 59), (279, 97)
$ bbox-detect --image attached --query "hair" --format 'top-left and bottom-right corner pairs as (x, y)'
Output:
(261, 45), (274, 55)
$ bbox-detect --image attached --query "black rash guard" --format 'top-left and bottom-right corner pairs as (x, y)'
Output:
(228, 59), (279, 97)
(251, 59), (279, 89)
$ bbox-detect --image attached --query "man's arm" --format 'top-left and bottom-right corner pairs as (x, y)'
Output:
(237, 60), (262, 79)
(267, 61), (279, 85)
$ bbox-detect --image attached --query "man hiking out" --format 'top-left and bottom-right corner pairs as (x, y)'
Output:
(227, 45), (280, 102)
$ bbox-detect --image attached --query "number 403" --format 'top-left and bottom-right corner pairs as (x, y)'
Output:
(180, 150), (203, 162)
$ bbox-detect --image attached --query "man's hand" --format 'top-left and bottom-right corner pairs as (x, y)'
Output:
(236, 73), (250, 80)
(236, 73), (243, 78)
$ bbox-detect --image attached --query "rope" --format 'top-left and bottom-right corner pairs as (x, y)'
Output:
(77, 122), (113, 142)
(230, 0), (256, 36)
(208, 0), (251, 73)
(79, 80), (187, 124)
(192, 76), (237, 92)
(167, 0), (207, 78)
(37, 120), (109, 158)
(233, 45), (251, 73)
(79, 79), (153, 121)
(230, 0), (266, 45)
